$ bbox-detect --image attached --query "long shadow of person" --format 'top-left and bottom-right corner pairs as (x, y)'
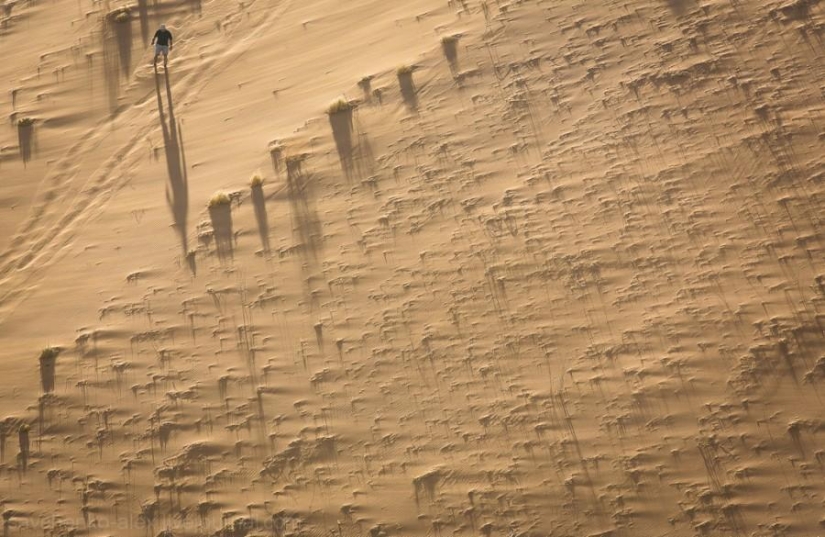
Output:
(154, 67), (191, 270)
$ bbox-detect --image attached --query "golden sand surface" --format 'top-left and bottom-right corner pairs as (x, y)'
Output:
(1, 1), (825, 536)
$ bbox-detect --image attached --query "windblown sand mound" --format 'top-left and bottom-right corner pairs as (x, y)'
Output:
(2, 0), (825, 536)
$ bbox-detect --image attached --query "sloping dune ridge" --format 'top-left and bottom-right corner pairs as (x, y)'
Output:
(2, 0), (825, 536)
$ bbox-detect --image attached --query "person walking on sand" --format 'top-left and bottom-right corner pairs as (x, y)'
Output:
(152, 24), (173, 68)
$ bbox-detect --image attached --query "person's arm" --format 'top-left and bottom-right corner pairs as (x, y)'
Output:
(169, 33), (173, 49)
(151, 31), (157, 45)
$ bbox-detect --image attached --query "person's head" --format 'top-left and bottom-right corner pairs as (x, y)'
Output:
(160, 23), (166, 30)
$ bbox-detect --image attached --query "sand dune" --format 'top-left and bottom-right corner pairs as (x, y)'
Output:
(2, 0), (825, 536)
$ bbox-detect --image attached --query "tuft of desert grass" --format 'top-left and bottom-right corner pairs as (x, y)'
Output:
(40, 347), (59, 361)
(285, 153), (308, 178)
(112, 8), (130, 23)
(397, 65), (414, 76)
(285, 153), (308, 167)
(327, 99), (353, 115)
(17, 117), (34, 128)
(250, 173), (264, 187)
(208, 192), (231, 208)
(358, 76), (373, 88)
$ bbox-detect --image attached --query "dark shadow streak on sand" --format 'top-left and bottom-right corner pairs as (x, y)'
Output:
(269, 145), (283, 177)
(209, 201), (234, 262)
(113, 15), (133, 78)
(137, 0), (150, 45)
(665, 0), (697, 15)
(329, 108), (354, 178)
(398, 71), (419, 112)
(17, 122), (34, 165)
(441, 37), (459, 74)
(154, 68), (190, 262)
(251, 184), (271, 254)
(102, 18), (121, 113)
(286, 158), (323, 268)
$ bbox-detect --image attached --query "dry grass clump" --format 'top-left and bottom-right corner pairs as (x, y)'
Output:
(250, 173), (264, 187)
(285, 154), (305, 166)
(285, 153), (308, 179)
(327, 99), (353, 115)
(269, 142), (284, 157)
(111, 8), (130, 23)
(17, 117), (34, 128)
(208, 192), (231, 208)
(40, 347), (59, 361)
(357, 76), (374, 101)
(397, 65), (414, 76)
